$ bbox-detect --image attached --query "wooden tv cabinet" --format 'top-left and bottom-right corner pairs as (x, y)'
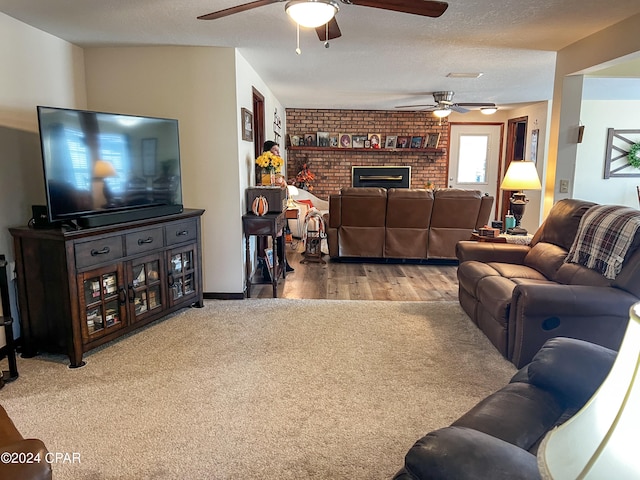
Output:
(10, 209), (204, 367)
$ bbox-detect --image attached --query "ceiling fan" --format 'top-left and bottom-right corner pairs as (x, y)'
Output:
(198, 0), (449, 42)
(396, 91), (498, 117)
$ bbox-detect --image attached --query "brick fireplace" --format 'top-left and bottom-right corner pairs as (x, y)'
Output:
(285, 108), (449, 200)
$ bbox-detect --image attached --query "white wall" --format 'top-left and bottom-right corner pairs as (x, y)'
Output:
(0, 13), (87, 339)
(449, 100), (551, 232)
(84, 46), (284, 295)
(234, 52), (285, 284)
(547, 12), (640, 215)
(574, 99), (640, 207)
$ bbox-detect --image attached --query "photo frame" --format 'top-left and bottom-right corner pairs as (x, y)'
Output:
(396, 136), (410, 148)
(368, 133), (382, 148)
(427, 132), (441, 148)
(410, 136), (423, 149)
(141, 138), (157, 176)
(317, 132), (330, 147)
(352, 135), (367, 148)
(303, 133), (317, 146)
(241, 108), (253, 142)
(339, 133), (352, 148)
(329, 133), (339, 147)
(264, 248), (274, 281)
(530, 129), (539, 164)
(385, 135), (397, 149)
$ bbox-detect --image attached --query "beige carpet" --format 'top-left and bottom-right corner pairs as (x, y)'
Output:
(1, 300), (516, 480)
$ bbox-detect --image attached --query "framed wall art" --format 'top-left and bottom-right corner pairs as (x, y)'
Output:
(241, 108), (253, 142)
(530, 129), (539, 164)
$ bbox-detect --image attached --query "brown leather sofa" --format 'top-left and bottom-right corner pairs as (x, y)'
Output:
(456, 198), (640, 368)
(327, 187), (493, 260)
(393, 337), (616, 480)
(0, 404), (52, 480)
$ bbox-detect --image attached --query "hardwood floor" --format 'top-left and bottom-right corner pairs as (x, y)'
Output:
(250, 242), (460, 301)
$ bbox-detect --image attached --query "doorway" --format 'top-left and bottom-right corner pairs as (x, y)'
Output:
(449, 123), (503, 219)
(501, 116), (528, 220)
(252, 88), (265, 183)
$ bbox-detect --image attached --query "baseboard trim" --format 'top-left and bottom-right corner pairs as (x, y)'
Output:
(203, 292), (245, 300)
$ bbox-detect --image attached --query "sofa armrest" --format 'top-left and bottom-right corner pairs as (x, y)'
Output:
(0, 439), (52, 480)
(526, 337), (616, 408)
(394, 426), (540, 480)
(508, 284), (634, 367)
(456, 241), (531, 264)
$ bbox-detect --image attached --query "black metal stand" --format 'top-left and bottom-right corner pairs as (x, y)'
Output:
(0, 257), (19, 388)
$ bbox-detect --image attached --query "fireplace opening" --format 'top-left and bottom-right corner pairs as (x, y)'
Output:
(352, 166), (411, 189)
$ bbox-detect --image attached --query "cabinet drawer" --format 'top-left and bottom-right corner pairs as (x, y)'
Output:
(165, 219), (197, 246)
(75, 236), (124, 269)
(125, 227), (164, 256)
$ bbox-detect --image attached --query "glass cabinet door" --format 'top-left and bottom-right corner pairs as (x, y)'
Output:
(79, 264), (126, 342)
(127, 254), (165, 323)
(167, 245), (198, 306)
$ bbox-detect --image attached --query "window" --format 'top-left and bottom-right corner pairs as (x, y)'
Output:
(457, 134), (489, 184)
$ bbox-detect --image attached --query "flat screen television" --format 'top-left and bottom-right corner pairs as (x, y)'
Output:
(37, 106), (184, 228)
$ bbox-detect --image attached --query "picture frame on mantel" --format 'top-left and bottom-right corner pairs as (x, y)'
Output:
(241, 108), (253, 142)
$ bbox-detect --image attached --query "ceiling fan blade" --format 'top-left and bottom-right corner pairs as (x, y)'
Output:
(197, 0), (281, 20)
(348, 0), (448, 18)
(316, 17), (342, 41)
(395, 103), (437, 109)
(450, 105), (470, 113)
(456, 102), (497, 107)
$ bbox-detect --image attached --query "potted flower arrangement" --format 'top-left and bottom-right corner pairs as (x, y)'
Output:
(255, 151), (284, 185)
(293, 162), (316, 191)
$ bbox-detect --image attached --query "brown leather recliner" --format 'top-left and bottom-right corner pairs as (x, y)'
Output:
(429, 188), (494, 259)
(328, 187), (387, 257)
(0, 404), (52, 480)
(385, 189), (434, 258)
(456, 198), (640, 368)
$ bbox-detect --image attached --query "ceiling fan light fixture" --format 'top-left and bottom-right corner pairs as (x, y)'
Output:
(285, 0), (338, 28)
(480, 107), (498, 115)
(433, 108), (452, 118)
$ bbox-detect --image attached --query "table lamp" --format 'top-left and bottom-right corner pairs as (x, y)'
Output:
(500, 160), (541, 235)
(537, 301), (640, 478)
(286, 184), (299, 209)
(92, 159), (117, 207)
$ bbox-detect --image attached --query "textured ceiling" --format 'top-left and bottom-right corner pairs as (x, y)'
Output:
(2, 0), (640, 110)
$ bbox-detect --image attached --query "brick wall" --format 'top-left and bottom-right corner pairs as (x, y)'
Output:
(285, 108), (449, 200)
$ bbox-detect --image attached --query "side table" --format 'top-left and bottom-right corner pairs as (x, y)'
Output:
(470, 232), (533, 245)
(242, 211), (287, 298)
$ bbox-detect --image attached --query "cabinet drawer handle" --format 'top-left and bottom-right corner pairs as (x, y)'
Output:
(128, 284), (135, 303)
(90, 247), (110, 256)
(137, 237), (154, 245)
(118, 286), (127, 305)
(176, 230), (189, 237)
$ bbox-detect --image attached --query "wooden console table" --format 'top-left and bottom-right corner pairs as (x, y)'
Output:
(242, 211), (287, 298)
(10, 209), (205, 367)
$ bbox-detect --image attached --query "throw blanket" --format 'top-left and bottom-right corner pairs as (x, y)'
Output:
(565, 205), (640, 280)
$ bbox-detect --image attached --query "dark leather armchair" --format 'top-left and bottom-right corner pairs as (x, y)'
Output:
(456, 198), (640, 367)
(393, 337), (616, 480)
(0, 405), (52, 480)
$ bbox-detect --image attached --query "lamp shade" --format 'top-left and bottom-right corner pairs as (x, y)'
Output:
(93, 160), (117, 179)
(500, 160), (541, 191)
(538, 302), (640, 478)
(285, 1), (338, 28)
